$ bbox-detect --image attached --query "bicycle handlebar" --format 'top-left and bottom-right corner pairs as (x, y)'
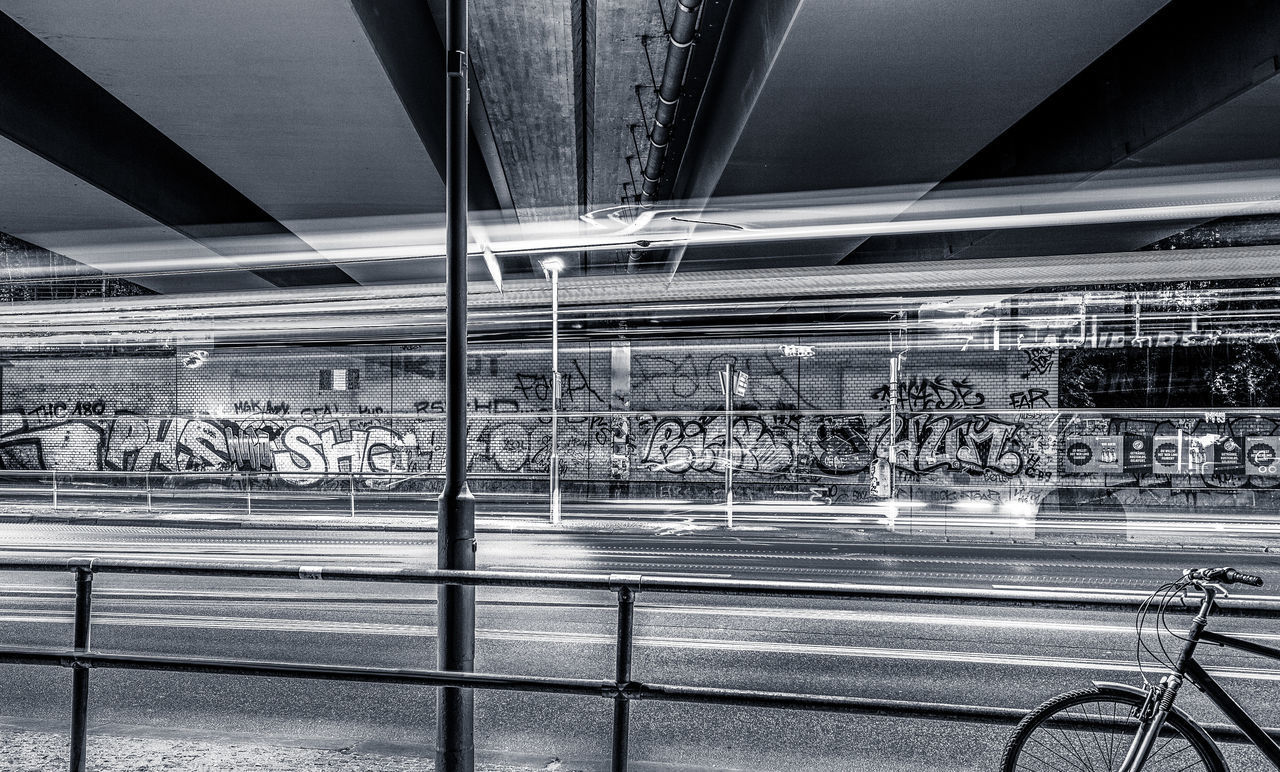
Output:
(1185, 567), (1265, 587)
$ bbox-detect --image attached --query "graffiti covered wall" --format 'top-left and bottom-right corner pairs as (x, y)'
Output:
(0, 344), (1062, 505)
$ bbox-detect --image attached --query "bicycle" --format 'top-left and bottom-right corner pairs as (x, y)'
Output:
(1001, 566), (1277, 771)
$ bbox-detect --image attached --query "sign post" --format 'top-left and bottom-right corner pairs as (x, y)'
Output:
(719, 365), (748, 528)
(723, 363), (733, 528)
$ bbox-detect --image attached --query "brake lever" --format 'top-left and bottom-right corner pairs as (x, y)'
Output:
(1204, 582), (1230, 599)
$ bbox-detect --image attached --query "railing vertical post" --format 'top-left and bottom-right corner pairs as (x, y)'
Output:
(349, 470), (356, 517)
(244, 472), (252, 517)
(145, 470), (152, 513)
(611, 577), (639, 772)
(52, 469), (58, 509)
(69, 564), (93, 772)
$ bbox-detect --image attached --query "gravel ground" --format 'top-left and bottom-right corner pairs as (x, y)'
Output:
(0, 728), (571, 771)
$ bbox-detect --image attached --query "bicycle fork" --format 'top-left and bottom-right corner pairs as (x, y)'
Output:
(1120, 586), (1216, 772)
(1118, 675), (1185, 772)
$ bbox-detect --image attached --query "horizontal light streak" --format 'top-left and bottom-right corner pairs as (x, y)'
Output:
(4, 293), (1280, 351)
(7, 165), (1280, 281)
(4, 609), (1277, 681)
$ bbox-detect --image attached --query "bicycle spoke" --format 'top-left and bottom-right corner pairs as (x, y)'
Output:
(1050, 725), (1103, 772)
(1084, 704), (1111, 768)
(1103, 701), (1120, 768)
(1031, 726), (1101, 771)
(1147, 740), (1197, 769)
(1015, 745), (1064, 770)
(1149, 740), (1193, 761)
(1006, 690), (1217, 772)
(1027, 731), (1092, 770)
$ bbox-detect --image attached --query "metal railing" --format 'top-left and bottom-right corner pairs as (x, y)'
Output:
(0, 469), (550, 519)
(1, 557), (1279, 771)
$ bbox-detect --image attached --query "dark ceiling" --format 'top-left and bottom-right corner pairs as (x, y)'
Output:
(0, 0), (1277, 297)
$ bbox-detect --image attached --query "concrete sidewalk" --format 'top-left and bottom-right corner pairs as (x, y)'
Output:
(0, 720), (578, 771)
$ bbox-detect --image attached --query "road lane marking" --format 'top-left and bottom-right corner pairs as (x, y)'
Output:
(485, 566), (733, 578)
(570, 549), (1168, 573)
(2, 610), (1278, 681)
(1, 600), (1276, 643)
(480, 629), (1280, 682)
(993, 583), (1280, 603)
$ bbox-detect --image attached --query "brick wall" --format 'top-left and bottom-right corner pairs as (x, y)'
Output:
(0, 340), (1066, 512)
(5, 333), (1276, 520)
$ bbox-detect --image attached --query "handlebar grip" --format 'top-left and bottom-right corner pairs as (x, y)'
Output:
(1225, 569), (1265, 587)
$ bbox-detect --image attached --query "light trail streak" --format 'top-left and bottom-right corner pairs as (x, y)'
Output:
(4, 609), (1278, 681)
(8, 164), (1280, 282)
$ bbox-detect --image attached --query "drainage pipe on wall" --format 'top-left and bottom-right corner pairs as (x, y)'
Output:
(640, 0), (703, 204)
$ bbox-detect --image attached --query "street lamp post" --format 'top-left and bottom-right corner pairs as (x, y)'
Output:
(885, 351), (905, 531)
(724, 362), (734, 529)
(888, 353), (900, 502)
(542, 256), (565, 525)
(437, 0), (476, 767)
(720, 363), (747, 529)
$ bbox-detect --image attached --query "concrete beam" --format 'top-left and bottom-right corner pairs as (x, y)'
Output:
(845, 0), (1280, 264)
(0, 11), (357, 289)
(656, 0), (805, 275)
(352, 0), (514, 217)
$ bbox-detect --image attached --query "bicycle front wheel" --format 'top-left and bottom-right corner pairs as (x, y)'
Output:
(1001, 686), (1225, 772)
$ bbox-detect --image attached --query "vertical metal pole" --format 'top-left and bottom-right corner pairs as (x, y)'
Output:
(888, 355), (899, 503)
(349, 470), (356, 517)
(611, 582), (637, 772)
(52, 468), (58, 509)
(437, 0), (476, 767)
(724, 363), (733, 529)
(549, 267), (561, 525)
(1177, 428), (1184, 473)
(245, 472), (252, 517)
(145, 470), (152, 513)
(69, 565), (93, 772)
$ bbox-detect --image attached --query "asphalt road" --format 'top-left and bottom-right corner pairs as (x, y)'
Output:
(0, 525), (1277, 770)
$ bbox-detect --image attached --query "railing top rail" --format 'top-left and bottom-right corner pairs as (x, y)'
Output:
(2, 557), (1277, 615)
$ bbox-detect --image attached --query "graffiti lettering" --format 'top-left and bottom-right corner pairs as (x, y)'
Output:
(470, 398), (520, 414)
(812, 416), (870, 475)
(232, 400), (290, 416)
(1008, 388), (1051, 409)
(871, 377), (986, 411)
(299, 404), (339, 420)
(1020, 348), (1054, 378)
(899, 415), (1024, 476)
(778, 345), (815, 358)
(273, 426), (417, 488)
(18, 400), (106, 418)
(638, 416), (796, 476)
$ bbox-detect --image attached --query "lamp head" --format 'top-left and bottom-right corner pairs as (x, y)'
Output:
(540, 256), (565, 280)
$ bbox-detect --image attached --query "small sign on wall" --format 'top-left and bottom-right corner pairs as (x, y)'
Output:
(1097, 436), (1122, 472)
(1122, 434), (1151, 474)
(1208, 436), (1245, 475)
(1152, 436), (1184, 474)
(1063, 436), (1123, 473)
(1063, 436), (1095, 473)
(320, 368), (360, 391)
(1246, 437), (1280, 476)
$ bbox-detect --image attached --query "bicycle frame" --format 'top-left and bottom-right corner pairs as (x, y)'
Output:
(1125, 586), (1280, 770)
(1187, 631), (1280, 765)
